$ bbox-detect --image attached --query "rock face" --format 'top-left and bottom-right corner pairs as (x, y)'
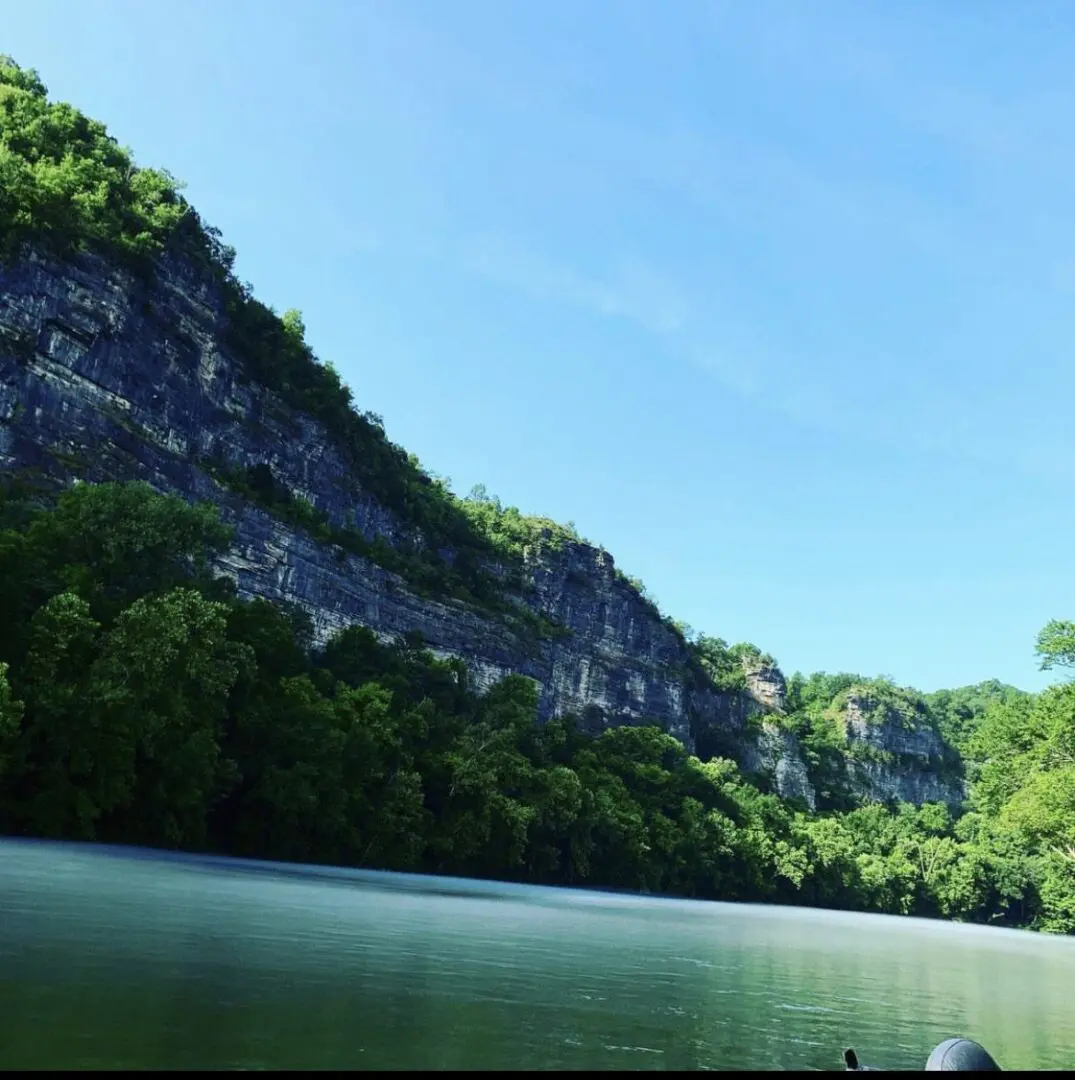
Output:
(743, 662), (787, 713)
(838, 691), (965, 808)
(0, 246), (961, 808)
(739, 721), (817, 809)
(0, 247), (762, 755)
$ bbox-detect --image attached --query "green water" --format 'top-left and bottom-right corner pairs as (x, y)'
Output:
(1, 840), (1073, 1070)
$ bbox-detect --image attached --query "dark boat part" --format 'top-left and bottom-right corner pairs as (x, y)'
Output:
(843, 1038), (1001, 1071)
(844, 1048), (881, 1071)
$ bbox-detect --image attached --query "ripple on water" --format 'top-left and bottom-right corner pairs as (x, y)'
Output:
(603, 1044), (665, 1054)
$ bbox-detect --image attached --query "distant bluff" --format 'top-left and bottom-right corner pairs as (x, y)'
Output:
(0, 55), (966, 812)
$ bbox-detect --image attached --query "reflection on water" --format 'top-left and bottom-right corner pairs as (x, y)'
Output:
(1, 839), (1074, 1070)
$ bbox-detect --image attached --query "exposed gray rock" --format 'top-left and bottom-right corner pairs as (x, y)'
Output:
(743, 661), (787, 713)
(842, 691), (946, 757)
(740, 721), (817, 809)
(838, 690), (965, 807)
(844, 759), (965, 808)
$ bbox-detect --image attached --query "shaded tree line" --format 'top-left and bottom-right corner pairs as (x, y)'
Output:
(0, 481), (1072, 933)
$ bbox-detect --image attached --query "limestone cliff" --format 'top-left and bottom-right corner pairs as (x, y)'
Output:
(0, 244), (958, 809)
(0, 248), (754, 746)
(837, 689), (965, 807)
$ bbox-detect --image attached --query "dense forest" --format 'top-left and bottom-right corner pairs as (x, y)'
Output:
(1, 57), (1073, 934)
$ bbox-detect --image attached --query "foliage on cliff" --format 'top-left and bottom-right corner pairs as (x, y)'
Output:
(0, 481), (1071, 933)
(925, 681), (1031, 754)
(693, 638), (779, 691)
(0, 65), (170, 262)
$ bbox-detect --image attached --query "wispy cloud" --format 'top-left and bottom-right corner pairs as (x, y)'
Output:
(452, 232), (1075, 482)
(461, 236), (690, 335)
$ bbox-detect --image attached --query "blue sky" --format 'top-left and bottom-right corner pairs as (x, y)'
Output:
(5, 0), (1074, 693)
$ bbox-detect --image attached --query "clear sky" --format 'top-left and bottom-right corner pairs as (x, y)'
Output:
(5, 0), (1074, 693)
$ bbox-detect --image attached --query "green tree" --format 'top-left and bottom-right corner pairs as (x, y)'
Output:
(0, 662), (24, 781)
(92, 588), (247, 847)
(4, 592), (108, 838)
(18, 481), (233, 627)
(0, 55), (187, 263)
(432, 676), (541, 876)
(1037, 620), (1075, 673)
(280, 307), (307, 345)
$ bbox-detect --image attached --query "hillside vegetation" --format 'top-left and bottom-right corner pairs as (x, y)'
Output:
(2, 57), (1073, 932)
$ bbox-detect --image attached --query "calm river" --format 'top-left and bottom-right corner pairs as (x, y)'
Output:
(1, 839), (1073, 1070)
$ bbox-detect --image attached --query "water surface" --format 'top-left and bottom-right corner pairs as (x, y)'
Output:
(2, 840), (1073, 1070)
